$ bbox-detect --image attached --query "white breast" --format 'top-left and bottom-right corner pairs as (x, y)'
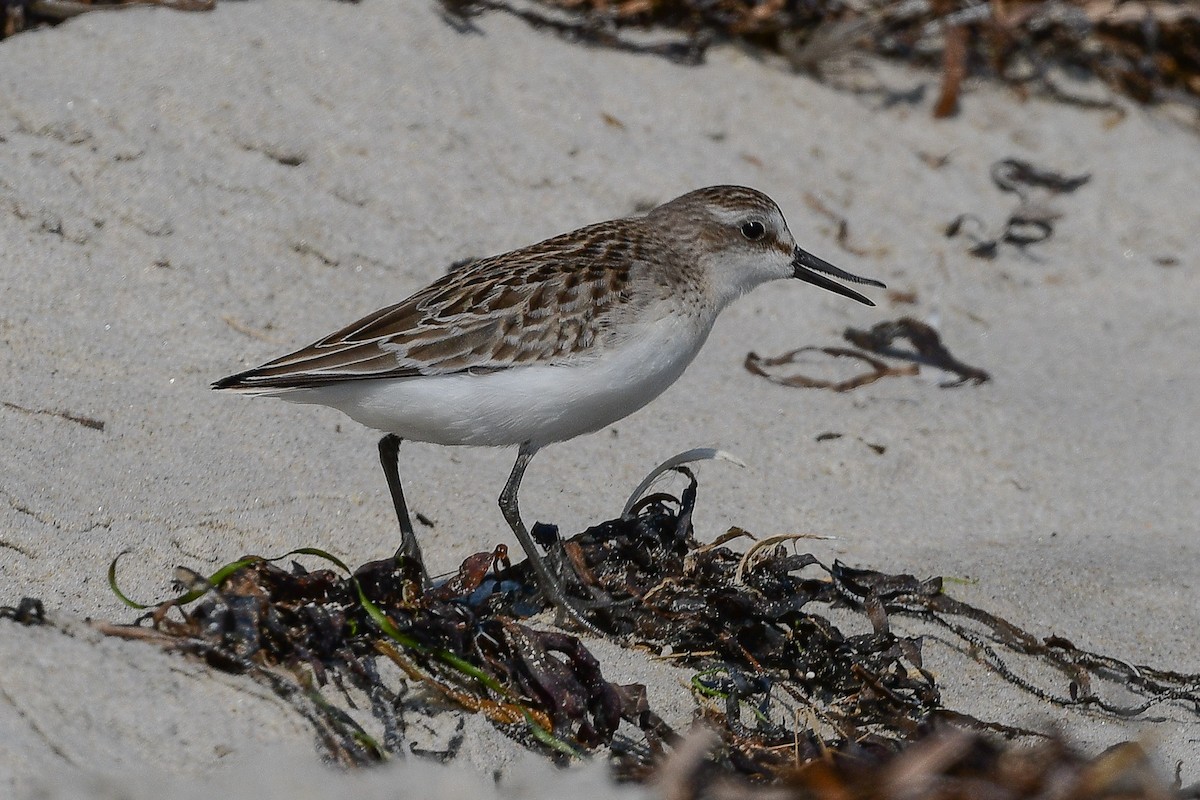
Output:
(279, 311), (714, 448)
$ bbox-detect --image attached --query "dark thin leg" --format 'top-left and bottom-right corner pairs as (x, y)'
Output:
(378, 434), (429, 585)
(499, 443), (601, 636)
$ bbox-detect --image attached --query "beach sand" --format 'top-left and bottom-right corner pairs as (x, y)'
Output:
(1, 1), (1198, 797)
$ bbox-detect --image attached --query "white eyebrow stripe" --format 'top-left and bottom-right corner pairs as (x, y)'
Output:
(708, 205), (782, 227)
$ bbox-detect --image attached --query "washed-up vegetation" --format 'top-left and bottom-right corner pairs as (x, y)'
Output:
(440, 0), (1200, 117)
(91, 465), (1200, 796)
(5, 2), (1198, 120)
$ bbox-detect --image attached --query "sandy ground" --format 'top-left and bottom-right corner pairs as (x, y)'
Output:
(1, 1), (1198, 797)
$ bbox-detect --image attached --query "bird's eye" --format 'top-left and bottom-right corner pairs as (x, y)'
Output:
(740, 220), (766, 241)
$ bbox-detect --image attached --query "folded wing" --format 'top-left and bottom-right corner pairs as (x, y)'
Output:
(213, 224), (637, 391)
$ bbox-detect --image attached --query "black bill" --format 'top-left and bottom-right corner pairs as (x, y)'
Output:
(792, 246), (886, 306)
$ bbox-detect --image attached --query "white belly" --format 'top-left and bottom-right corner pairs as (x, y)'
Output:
(277, 313), (712, 448)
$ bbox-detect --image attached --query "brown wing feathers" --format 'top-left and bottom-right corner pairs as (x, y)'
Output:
(212, 223), (637, 391)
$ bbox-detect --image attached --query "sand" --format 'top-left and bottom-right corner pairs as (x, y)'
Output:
(1, 1), (1198, 797)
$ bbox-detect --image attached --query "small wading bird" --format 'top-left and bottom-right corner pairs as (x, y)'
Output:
(214, 186), (884, 631)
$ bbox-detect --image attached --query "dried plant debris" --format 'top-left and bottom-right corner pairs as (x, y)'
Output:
(1, 400), (106, 431)
(9, 2), (1196, 116)
(97, 469), (1200, 790)
(1, 0), (214, 38)
(991, 158), (1092, 195)
(445, 0), (711, 62)
(815, 431), (886, 454)
(746, 346), (919, 392)
(746, 317), (987, 391)
(933, 22), (970, 118)
(102, 541), (669, 766)
(947, 157), (1091, 258)
(440, 0), (1200, 113)
(844, 317), (990, 386)
(0, 596), (46, 625)
(660, 727), (1196, 800)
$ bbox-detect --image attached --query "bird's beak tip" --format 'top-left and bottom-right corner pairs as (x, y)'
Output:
(791, 246), (885, 306)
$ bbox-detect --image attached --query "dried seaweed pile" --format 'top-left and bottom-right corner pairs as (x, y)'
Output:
(106, 548), (668, 763)
(0, 0), (214, 39)
(658, 727), (1193, 799)
(8, 2), (1197, 119)
(442, 0), (1200, 114)
(554, 476), (946, 769)
(99, 469), (1200, 795)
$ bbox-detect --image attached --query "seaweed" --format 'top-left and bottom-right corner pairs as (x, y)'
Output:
(0, 596), (45, 625)
(97, 467), (1200, 791)
(439, 0), (1200, 115)
(746, 317), (988, 390)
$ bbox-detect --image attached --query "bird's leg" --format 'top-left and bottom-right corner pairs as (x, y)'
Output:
(378, 434), (430, 587)
(499, 444), (602, 636)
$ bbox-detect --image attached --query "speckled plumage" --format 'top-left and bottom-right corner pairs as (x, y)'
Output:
(217, 187), (804, 393)
(220, 220), (645, 388)
(213, 186), (884, 628)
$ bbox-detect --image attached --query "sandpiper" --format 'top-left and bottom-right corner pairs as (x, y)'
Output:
(214, 186), (884, 630)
